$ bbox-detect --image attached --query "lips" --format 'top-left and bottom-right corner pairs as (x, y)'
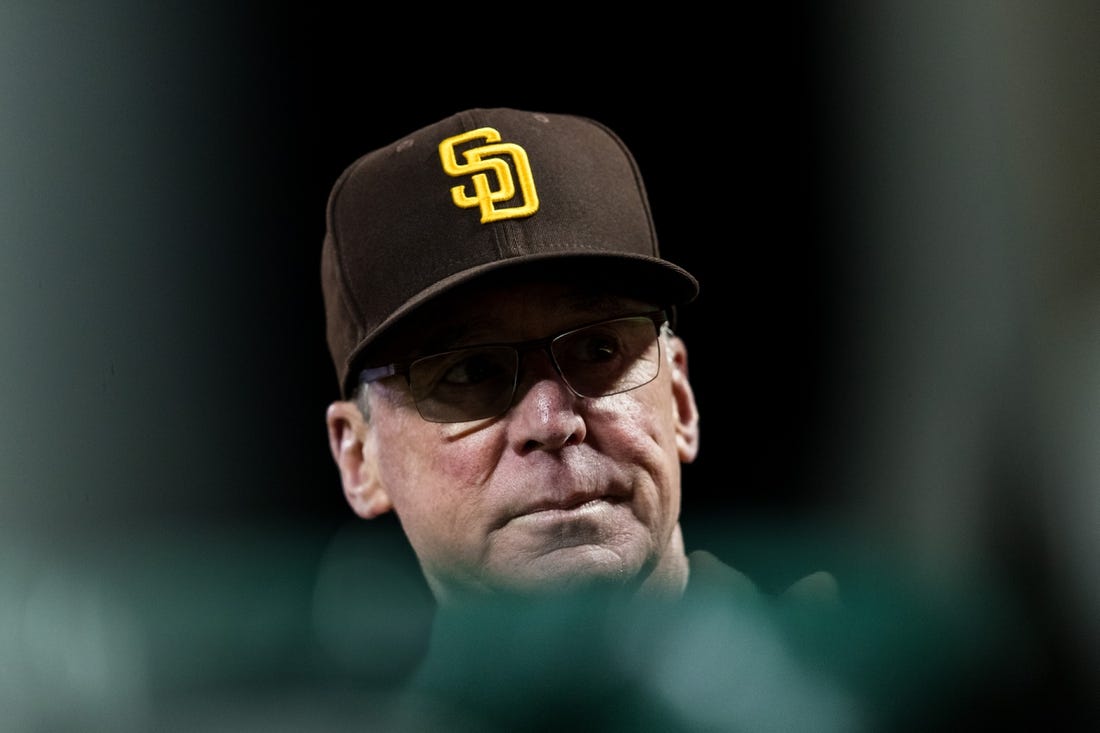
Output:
(526, 494), (612, 514)
(497, 454), (633, 527)
(517, 483), (631, 518)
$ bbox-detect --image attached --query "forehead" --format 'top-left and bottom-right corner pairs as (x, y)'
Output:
(375, 280), (657, 357)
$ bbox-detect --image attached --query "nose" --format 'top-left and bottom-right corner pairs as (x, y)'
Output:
(507, 348), (586, 452)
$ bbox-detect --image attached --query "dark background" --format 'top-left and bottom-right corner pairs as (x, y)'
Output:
(3, 3), (1098, 730)
(5, 4), (844, 531)
(224, 5), (842, 527)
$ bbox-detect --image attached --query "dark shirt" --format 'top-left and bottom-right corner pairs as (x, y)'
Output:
(393, 551), (854, 733)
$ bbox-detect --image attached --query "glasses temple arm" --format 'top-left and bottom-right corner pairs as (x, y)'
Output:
(360, 364), (398, 384)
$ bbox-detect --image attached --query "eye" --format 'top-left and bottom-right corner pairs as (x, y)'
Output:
(558, 325), (626, 365)
(437, 349), (512, 386)
(409, 346), (518, 404)
(574, 331), (622, 363)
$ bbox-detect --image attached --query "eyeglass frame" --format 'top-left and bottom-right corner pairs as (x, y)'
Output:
(358, 310), (671, 422)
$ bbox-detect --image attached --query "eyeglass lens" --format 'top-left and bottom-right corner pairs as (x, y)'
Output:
(407, 316), (662, 423)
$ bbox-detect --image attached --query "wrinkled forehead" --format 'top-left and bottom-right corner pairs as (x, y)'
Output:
(367, 277), (659, 361)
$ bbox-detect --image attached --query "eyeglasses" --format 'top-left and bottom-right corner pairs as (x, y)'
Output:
(359, 311), (668, 423)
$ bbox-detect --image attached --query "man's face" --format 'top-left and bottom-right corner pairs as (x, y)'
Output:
(336, 281), (700, 604)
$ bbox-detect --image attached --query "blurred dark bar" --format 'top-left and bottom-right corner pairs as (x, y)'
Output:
(2, 3), (1096, 730)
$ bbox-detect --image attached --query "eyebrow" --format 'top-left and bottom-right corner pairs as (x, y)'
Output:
(415, 293), (645, 355)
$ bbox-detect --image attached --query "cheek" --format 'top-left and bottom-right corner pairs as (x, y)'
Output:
(596, 387), (679, 457)
(591, 391), (681, 503)
(374, 418), (500, 515)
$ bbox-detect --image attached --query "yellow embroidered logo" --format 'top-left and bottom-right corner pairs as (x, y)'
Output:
(438, 127), (539, 223)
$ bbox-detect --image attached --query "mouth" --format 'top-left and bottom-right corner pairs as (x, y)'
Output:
(522, 493), (626, 517)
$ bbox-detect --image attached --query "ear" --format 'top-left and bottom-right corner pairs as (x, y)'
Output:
(666, 335), (700, 463)
(326, 400), (393, 519)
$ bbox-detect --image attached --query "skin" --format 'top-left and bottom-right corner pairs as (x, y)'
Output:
(326, 281), (701, 606)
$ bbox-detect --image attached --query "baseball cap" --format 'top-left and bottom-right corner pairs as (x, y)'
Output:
(320, 107), (699, 398)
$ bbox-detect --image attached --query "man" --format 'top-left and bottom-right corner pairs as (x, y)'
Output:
(319, 108), (848, 731)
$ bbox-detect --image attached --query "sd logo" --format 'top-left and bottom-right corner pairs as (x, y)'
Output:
(438, 127), (539, 223)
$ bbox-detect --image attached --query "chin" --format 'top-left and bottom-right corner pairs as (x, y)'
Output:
(493, 545), (647, 598)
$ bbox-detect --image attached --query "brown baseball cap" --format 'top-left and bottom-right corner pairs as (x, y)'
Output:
(320, 107), (699, 398)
